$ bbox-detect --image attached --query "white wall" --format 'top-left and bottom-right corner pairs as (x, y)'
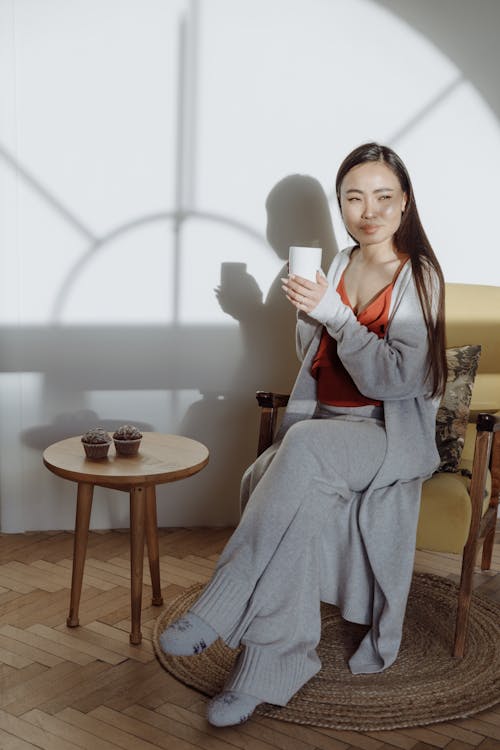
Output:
(1, 0), (499, 531)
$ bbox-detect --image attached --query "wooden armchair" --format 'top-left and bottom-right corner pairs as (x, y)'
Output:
(253, 282), (500, 659)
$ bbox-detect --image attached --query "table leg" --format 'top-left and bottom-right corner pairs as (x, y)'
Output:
(67, 482), (94, 628)
(130, 486), (146, 645)
(145, 486), (164, 607)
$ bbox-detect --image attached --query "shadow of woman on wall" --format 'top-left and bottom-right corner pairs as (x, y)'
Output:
(178, 175), (338, 524)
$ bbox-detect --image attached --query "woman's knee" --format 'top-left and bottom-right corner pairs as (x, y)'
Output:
(280, 420), (313, 454)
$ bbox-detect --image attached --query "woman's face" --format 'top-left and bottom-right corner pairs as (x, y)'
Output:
(339, 161), (407, 249)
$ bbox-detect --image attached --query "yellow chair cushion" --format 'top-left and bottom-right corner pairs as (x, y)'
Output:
(416, 284), (499, 554)
(470, 373), (500, 413)
(417, 423), (491, 553)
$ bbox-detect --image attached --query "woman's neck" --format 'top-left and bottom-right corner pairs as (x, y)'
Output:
(355, 241), (401, 266)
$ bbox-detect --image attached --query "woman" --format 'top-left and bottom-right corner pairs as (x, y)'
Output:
(160, 143), (447, 727)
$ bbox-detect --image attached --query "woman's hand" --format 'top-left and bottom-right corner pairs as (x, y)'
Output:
(281, 271), (328, 314)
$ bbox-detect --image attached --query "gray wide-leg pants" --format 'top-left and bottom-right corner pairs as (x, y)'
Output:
(190, 413), (386, 706)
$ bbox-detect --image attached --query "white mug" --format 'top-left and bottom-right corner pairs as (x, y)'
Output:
(289, 246), (322, 282)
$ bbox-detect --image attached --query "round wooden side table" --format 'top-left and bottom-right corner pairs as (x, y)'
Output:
(43, 432), (209, 644)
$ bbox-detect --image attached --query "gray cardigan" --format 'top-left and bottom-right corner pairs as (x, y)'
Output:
(277, 246), (441, 673)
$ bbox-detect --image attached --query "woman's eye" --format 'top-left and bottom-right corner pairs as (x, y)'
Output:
(347, 197), (360, 202)
(379, 195), (391, 201)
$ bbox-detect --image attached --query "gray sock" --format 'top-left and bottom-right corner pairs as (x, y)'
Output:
(207, 690), (262, 727)
(159, 611), (218, 656)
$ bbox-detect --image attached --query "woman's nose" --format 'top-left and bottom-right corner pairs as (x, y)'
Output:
(362, 202), (376, 218)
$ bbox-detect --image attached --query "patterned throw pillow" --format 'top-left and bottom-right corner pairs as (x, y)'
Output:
(435, 345), (481, 472)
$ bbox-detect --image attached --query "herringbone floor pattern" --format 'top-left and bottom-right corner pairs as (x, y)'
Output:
(0, 526), (499, 750)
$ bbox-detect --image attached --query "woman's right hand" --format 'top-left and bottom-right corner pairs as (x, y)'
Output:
(281, 271), (328, 315)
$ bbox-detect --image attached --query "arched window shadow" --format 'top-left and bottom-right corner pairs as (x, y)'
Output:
(2, 0), (494, 530)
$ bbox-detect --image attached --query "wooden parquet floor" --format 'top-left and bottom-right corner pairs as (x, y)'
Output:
(0, 525), (499, 750)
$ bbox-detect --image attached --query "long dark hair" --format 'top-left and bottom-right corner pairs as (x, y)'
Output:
(335, 142), (447, 398)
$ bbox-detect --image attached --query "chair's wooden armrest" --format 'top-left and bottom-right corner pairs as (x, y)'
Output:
(476, 412), (500, 432)
(470, 412), (500, 523)
(485, 413), (500, 511)
(255, 392), (290, 457)
(256, 391), (290, 409)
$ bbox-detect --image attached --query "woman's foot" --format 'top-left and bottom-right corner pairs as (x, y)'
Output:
(207, 690), (262, 727)
(159, 611), (218, 656)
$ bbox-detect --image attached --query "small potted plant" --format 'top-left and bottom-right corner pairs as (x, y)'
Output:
(81, 427), (112, 459)
(113, 424), (143, 456)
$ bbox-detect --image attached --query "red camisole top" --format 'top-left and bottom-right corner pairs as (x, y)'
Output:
(311, 261), (408, 407)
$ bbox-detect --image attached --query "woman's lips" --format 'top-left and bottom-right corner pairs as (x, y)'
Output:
(361, 225), (381, 234)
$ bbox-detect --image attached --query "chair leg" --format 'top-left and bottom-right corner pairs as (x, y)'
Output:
(453, 535), (478, 658)
(67, 482), (94, 628)
(483, 431), (500, 570)
(145, 486), (163, 606)
(481, 525), (495, 570)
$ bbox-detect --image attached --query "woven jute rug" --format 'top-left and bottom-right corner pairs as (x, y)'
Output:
(152, 572), (500, 731)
